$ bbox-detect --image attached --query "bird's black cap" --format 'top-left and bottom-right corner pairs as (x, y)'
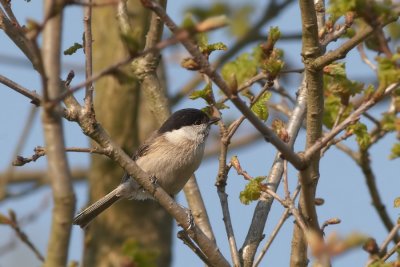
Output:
(158, 108), (211, 134)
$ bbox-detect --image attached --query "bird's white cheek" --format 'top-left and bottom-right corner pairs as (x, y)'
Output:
(164, 125), (208, 145)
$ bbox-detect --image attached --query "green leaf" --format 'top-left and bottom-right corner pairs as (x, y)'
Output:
(205, 42), (228, 52)
(377, 56), (400, 90)
(197, 32), (208, 51)
(221, 53), (258, 88)
(263, 58), (284, 77)
(186, 3), (229, 21)
(189, 82), (213, 104)
(323, 95), (351, 129)
(199, 41), (228, 55)
(389, 143), (400, 160)
(215, 102), (230, 110)
(388, 22), (400, 41)
(328, 0), (396, 23)
(327, 0), (357, 22)
(181, 13), (197, 30)
(197, 33), (227, 55)
(324, 62), (346, 78)
(230, 5), (253, 38)
(63, 42), (83, 56)
(394, 197), (400, 208)
(258, 43), (285, 77)
(268, 26), (281, 44)
(239, 177), (265, 205)
(324, 62), (364, 105)
(251, 91), (272, 121)
(381, 113), (396, 132)
(347, 122), (370, 150)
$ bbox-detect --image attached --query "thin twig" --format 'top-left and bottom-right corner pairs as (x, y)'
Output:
(304, 82), (399, 161)
(0, 106), (37, 199)
(0, 0), (21, 28)
(83, 0), (94, 111)
(241, 77), (307, 264)
(177, 231), (212, 266)
(359, 150), (399, 244)
(357, 44), (377, 71)
(215, 83), (274, 266)
(313, 17), (397, 70)
(0, 75), (41, 106)
(67, 0), (118, 6)
(53, 21), (226, 104)
(254, 186), (301, 267)
(283, 160), (290, 200)
(379, 223), (400, 255)
(381, 240), (400, 262)
(13, 146), (108, 166)
(2, 210), (45, 262)
(321, 23), (352, 47)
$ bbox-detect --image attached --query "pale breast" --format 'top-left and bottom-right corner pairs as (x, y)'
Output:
(135, 136), (205, 195)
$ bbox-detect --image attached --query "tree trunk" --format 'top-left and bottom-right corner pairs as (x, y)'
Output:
(82, 2), (173, 266)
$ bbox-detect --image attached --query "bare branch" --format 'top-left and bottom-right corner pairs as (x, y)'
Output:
(177, 230), (212, 266)
(12, 146), (107, 166)
(254, 186), (302, 267)
(381, 240), (400, 262)
(241, 78), (307, 265)
(291, 0), (325, 265)
(41, 1), (75, 266)
(54, 20), (226, 104)
(0, 75), (41, 106)
(0, 210), (45, 262)
(1, 168), (87, 185)
(83, 0), (94, 111)
(359, 150), (399, 244)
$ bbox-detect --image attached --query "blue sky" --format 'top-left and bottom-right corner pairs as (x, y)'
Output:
(0, 1), (399, 266)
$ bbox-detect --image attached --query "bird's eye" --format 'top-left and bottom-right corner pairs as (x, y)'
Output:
(194, 120), (202, 125)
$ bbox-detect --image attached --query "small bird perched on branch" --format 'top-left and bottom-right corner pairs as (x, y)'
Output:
(73, 108), (219, 228)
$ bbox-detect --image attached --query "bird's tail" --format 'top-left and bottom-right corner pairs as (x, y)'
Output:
(73, 187), (122, 229)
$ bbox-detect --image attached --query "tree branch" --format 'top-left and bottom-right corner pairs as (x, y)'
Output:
(41, 1), (75, 266)
(0, 210), (45, 262)
(303, 83), (399, 161)
(291, 0), (325, 266)
(312, 18), (398, 70)
(141, 0), (305, 171)
(241, 78), (307, 266)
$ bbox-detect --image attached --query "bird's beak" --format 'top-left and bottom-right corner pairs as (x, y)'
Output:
(208, 116), (220, 125)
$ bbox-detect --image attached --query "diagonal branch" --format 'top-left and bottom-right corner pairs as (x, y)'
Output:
(240, 77), (307, 266)
(312, 18), (398, 70)
(303, 83), (399, 161)
(141, 0), (305, 171)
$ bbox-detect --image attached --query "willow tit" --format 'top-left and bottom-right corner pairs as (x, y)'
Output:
(73, 108), (219, 228)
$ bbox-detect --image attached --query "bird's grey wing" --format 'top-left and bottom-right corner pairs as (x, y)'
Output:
(120, 132), (159, 183)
